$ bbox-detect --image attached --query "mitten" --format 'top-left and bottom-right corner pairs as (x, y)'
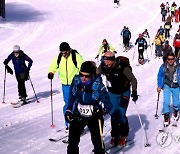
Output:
(48, 72), (54, 79)
(5, 65), (13, 75)
(131, 91), (138, 102)
(93, 107), (105, 119)
(65, 109), (73, 123)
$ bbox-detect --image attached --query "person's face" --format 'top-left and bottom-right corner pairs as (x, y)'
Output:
(167, 56), (175, 66)
(60, 51), (70, 58)
(104, 59), (114, 68)
(102, 41), (107, 46)
(13, 51), (20, 57)
(79, 72), (91, 83)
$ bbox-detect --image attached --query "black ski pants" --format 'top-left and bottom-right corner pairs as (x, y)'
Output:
(67, 117), (105, 154)
(138, 49), (144, 60)
(16, 74), (27, 98)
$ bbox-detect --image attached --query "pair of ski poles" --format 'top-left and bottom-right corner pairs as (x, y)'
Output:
(2, 67), (39, 103)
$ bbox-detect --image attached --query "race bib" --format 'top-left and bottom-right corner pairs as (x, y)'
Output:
(138, 46), (143, 50)
(77, 103), (93, 117)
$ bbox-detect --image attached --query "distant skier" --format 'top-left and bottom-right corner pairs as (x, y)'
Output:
(157, 52), (180, 127)
(114, 0), (120, 8)
(142, 29), (150, 45)
(164, 21), (172, 39)
(173, 33), (180, 58)
(121, 26), (131, 51)
(3, 45), (33, 103)
(161, 40), (173, 63)
(135, 34), (148, 65)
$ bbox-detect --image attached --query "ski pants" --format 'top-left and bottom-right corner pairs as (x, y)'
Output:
(138, 49), (144, 59)
(163, 84), (179, 114)
(16, 74), (27, 98)
(62, 84), (71, 127)
(165, 29), (170, 38)
(108, 91), (130, 138)
(174, 47), (180, 58)
(123, 38), (130, 48)
(155, 45), (162, 57)
(67, 117), (105, 154)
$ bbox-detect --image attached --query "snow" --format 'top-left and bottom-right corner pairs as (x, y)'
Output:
(0, 0), (180, 153)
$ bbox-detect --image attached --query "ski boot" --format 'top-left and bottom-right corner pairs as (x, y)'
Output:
(118, 136), (127, 147)
(173, 110), (179, 121)
(110, 137), (118, 146)
(163, 113), (170, 127)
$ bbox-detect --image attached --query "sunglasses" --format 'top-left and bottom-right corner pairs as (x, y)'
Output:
(103, 56), (115, 61)
(167, 58), (175, 61)
(60, 51), (69, 55)
(79, 72), (91, 78)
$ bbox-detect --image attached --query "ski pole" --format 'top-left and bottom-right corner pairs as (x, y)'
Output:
(98, 119), (106, 153)
(50, 79), (55, 128)
(134, 101), (151, 147)
(154, 93), (160, 119)
(2, 67), (7, 103)
(132, 45), (136, 62)
(29, 76), (39, 103)
(145, 49), (149, 63)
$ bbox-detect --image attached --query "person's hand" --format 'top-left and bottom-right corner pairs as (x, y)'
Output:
(93, 108), (105, 119)
(5, 65), (13, 75)
(48, 72), (54, 79)
(157, 87), (161, 93)
(65, 109), (73, 123)
(131, 91), (138, 102)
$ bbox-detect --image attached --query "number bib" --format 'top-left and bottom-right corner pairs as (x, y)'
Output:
(138, 46), (143, 50)
(77, 103), (93, 117)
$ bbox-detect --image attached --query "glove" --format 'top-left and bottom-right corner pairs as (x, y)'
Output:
(145, 46), (147, 50)
(5, 65), (13, 74)
(93, 107), (105, 119)
(113, 51), (117, 54)
(3, 59), (8, 65)
(95, 55), (99, 59)
(65, 109), (74, 123)
(48, 72), (54, 79)
(131, 91), (138, 102)
(25, 70), (29, 81)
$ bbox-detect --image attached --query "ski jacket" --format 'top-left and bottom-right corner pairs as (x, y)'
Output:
(67, 75), (114, 117)
(97, 43), (115, 57)
(135, 37), (147, 50)
(161, 45), (173, 57)
(173, 36), (180, 47)
(98, 58), (137, 94)
(164, 22), (171, 30)
(121, 29), (131, 39)
(153, 36), (162, 46)
(157, 61), (180, 88)
(48, 51), (84, 85)
(4, 51), (33, 75)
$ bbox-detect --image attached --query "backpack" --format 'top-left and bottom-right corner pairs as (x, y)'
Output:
(57, 49), (78, 68)
(117, 56), (132, 71)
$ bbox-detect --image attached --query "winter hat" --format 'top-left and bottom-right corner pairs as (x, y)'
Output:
(165, 40), (169, 44)
(59, 42), (70, 51)
(80, 61), (97, 76)
(13, 45), (20, 52)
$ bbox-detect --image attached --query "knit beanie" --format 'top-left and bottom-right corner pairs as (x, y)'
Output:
(80, 61), (97, 75)
(13, 45), (20, 52)
(59, 42), (70, 51)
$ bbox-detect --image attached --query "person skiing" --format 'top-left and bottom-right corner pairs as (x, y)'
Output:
(142, 29), (150, 46)
(120, 26), (131, 51)
(174, 9), (179, 23)
(164, 21), (172, 39)
(161, 40), (173, 63)
(173, 33), (180, 58)
(3, 45), (33, 103)
(65, 61), (114, 154)
(160, 3), (165, 14)
(95, 39), (116, 60)
(135, 33), (148, 64)
(161, 8), (167, 22)
(152, 34), (163, 58)
(97, 51), (138, 147)
(114, 0), (120, 8)
(157, 52), (180, 127)
(48, 42), (84, 132)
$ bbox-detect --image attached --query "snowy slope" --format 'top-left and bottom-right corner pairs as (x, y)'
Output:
(0, 0), (180, 153)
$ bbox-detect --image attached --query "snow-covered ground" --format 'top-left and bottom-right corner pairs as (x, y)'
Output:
(0, 0), (180, 153)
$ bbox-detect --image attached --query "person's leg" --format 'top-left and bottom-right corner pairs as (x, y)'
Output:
(163, 84), (171, 114)
(171, 87), (179, 112)
(62, 84), (71, 127)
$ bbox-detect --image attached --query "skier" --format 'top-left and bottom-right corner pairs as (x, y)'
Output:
(142, 29), (150, 46)
(161, 40), (173, 63)
(114, 0), (120, 8)
(157, 52), (180, 127)
(3, 45), (33, 103)
(173, 33), (180, 58)
(97, 51), (138, 147)
(166, 2), (170, 13)
(135, 33), (148, 64)
(152, 35), (162, 58)
(65, 61), (114, 154)
(161, 8), (167, 22)
(120, 26), (131, 51)
(164, 21), (172, 39)
(160, 3), (165, 14)
(174, 9), (179, 23)
(95, 39), (116, 60)
(48, 42), (84, 132)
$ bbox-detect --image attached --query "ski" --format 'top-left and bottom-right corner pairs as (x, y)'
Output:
(49, 135), (68, 142)
(11, 100), (31, 108)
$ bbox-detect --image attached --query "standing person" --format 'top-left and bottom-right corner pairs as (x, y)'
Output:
(66, 61), (114, 154)
(174, 9), (179, 23)
(121, 26), (131, 51)
(161, 40), (173, 63)
(173, 33), (180, 58)
(48, 42), (84, 131)
(97, 51), (138, 147)
(95, 39), (116, 60)
(114, 0), (120, 8)
(166, 2), (170, 13)
(161, 8), (167, 22)
(3, 45), (33, 103)
(152, 34), (163, 58)
(164, 21), (172, 39)
(157, 52), (180, 127)
(142, 29), (150, 46)
(160, 3), (165, 14)
(135, 34), (148, 64)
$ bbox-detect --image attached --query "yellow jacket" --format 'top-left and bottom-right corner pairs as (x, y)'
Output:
(97, 44), (115, 57)
(48, 52), (84, 85)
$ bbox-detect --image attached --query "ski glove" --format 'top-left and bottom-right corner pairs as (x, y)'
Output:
(95, 55), (99, 59)
(5, 65), (13, 75)
(65, 109), (74, 123)
(25, 70), (29, 81)
(131, 91), (138, 102)
(48, 72), (54, 80)
(93, 108), (105, 119)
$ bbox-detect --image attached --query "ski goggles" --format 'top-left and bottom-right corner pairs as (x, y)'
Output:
(103, 56), (115, 61)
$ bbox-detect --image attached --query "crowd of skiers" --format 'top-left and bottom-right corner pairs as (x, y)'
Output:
(2, 1), (180, 154)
